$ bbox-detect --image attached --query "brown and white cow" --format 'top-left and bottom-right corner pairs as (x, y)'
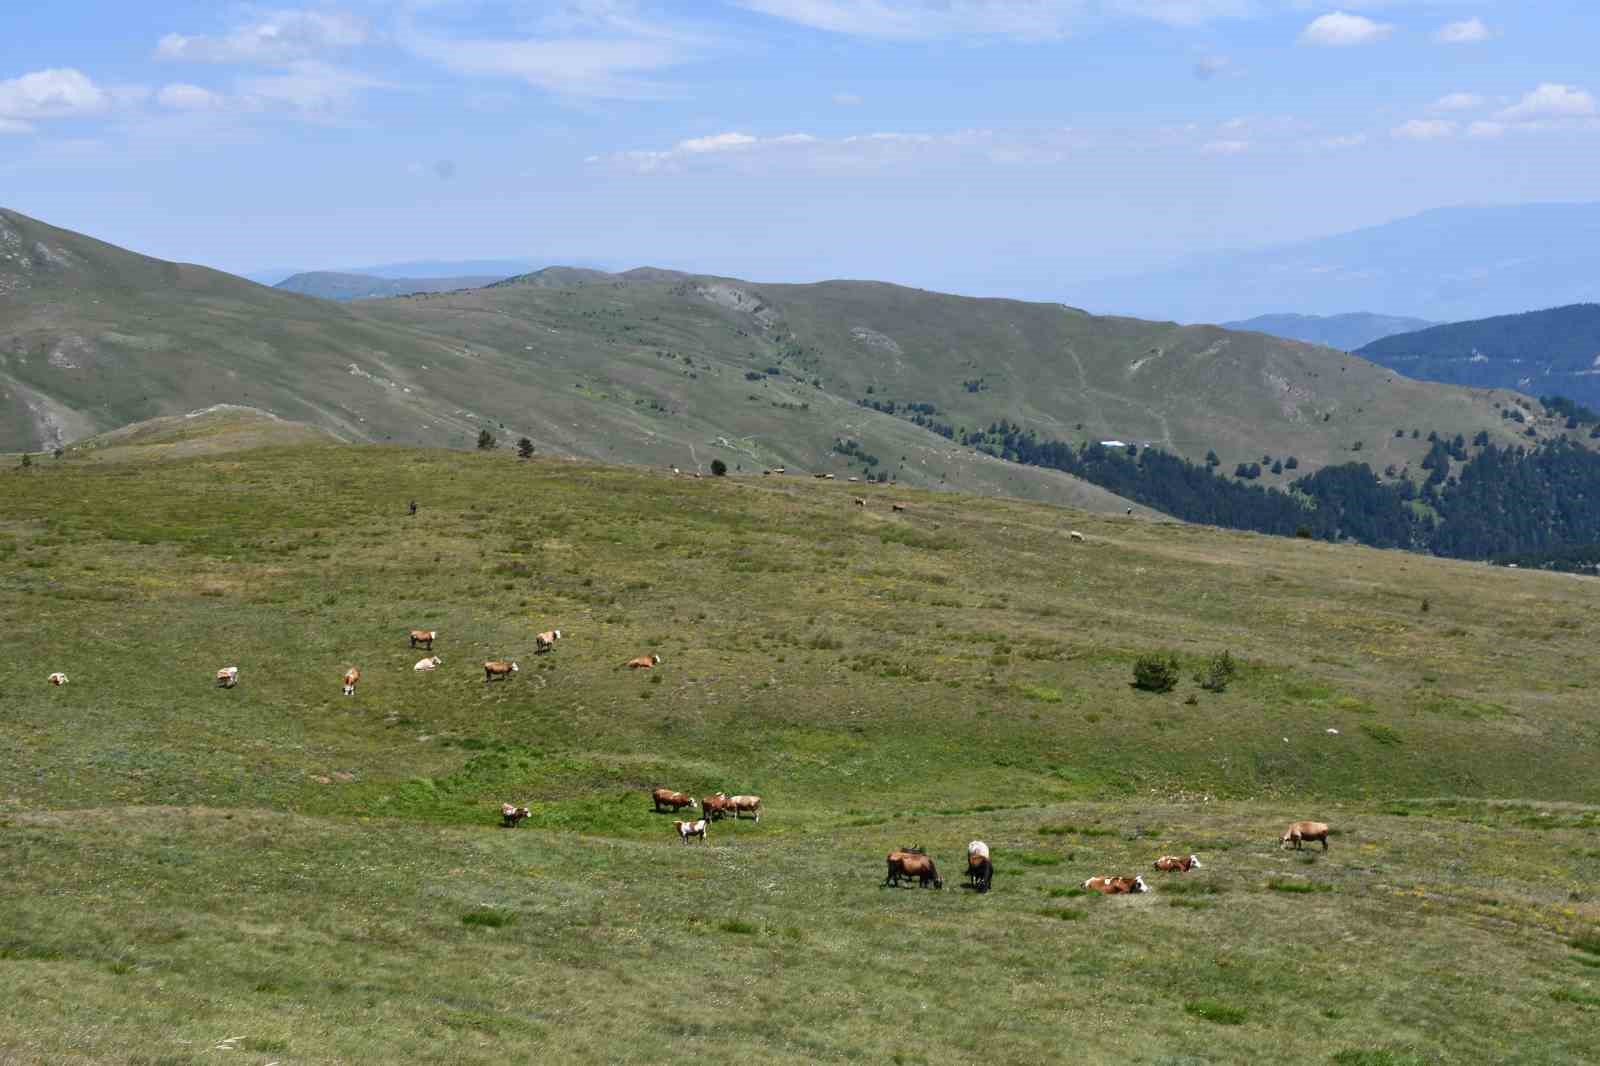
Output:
(652, 788), (697, 813)
(484, 660), (519, 682)
(967, 840), (993, 893)
(1280, 821), (1330, 851)
(727, 794), (761, 822)
(535, 629), (562, 653)
(1082, 875), (1149, 894)
(47, 672), (69, 686)
(884, 848), (943, 889)
(501, 803), (531, 828)
(409, 629), (437, 650)
(674, 819), (708, 843)
(702, 794), (735, 821)
(215, 666), (239, 688)
(1153, 854), (1203, 873)
(342, 666), (361, 696)
(624, 654), (661, 669)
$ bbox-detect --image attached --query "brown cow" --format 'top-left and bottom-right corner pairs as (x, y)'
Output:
(215, 666), (239, 688)
(652, 788), (697, 813)
(535, 629), (562, 653)
(409, 629), (437, 650)
(891, 503), (906, 513)
(1280, 821), (1330, 851)
(1082, 875), (1149, 894)
(484, 660), (519, 681)
(702, 794), (735, 821)
(501, 803), (530, 828)
(728, 794), (761, 822)
(884, 847), (943, 889)
(625, 654), (661, 669)
(341, 666), (361, 696)
(1153, 854), (1203, 873)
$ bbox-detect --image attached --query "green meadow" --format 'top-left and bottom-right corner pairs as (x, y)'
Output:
(2, 437), (1596, 1063)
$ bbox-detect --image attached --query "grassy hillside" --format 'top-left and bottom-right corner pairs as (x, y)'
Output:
(2, 207), (1540, 513)
(1358, 304), (1600, 407)
(1, 438), (1596, 1062)
(274, 271), (508, 301)
(1223, 312), (1439, 351)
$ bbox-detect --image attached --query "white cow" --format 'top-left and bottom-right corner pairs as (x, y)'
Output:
(414, 656), (443, 672)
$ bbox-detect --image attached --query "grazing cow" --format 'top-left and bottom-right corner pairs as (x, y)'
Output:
(702, 793), (735, 821)
(409, 629), (437, 650)
(1082, 875), (1149, 894)
(484, 660), (519, 682)
(891, 503), (906, 513)
(674, 819), (708, 843)
(625, 654), (661, 669)
(967, 840), (993, 893)
(1068, 530), (1086, 542)
(501, 803), (531, 828)
(215, 666), (239, 689)
(813, 473), (828, 479)
(408, 500), (417, 516)
(727, 794), (761, 822)
(854, 497), (866, 507)
(535, 629), (562, 653)
(884, 848), (943, 889)
(342, 666), (361, 696)
(1280, 821), (1330, 851)
(414, 655), (442, 672)
(47, 672), (68, 686)
(1153, 854), (1203, 873)
(652, 788), (697, 813)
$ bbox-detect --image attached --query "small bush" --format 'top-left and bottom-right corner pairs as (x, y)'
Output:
(1361, 723), (1404, 746)
(719, 919), (758, 935)
(1195, 650), (1238, 693)
(711, 459), (728, 477)
(1133, 652), (1181, 693)
(476, 429), (497, 451)
(1267, 879), (1332, 894)
(461, 909), (516, 928)
(1184, 999), (1247, 1025)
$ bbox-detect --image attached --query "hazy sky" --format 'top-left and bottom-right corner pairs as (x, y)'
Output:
(4, 2), (1598, 297)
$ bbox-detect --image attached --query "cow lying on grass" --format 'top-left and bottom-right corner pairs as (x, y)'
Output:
(1153, 854), (1202, 873)
(414, 656), (442, 672)
(215, 666), (239, 688)
(1281, 821), (1330, 851)
(501, 803), (530, 828)
(47, 672), (68, 686)
(652, 788), (697, 813)
(674, 819), (708, 843)
(624, 654), (661, 669)
(1082, 875), (1148, 894)
(884, 847), (943, 889)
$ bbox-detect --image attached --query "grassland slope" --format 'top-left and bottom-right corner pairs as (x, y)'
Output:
(1, 443), (1597, 1062)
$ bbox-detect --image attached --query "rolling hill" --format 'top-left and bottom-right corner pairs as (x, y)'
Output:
(1222, 312), (1438, 351)
(3, 437), (1597, 1062)
(0, 206), (1538, 514)
(1356, 304), (1600, 406)
(1072, 202), (1600, 323)
(273, 271), (508, 301)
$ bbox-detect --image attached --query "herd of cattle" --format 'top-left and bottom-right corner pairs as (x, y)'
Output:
(45, 627), (1333, 895)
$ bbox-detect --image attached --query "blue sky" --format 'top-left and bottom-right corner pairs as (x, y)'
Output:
(3, 2), (1598, 298)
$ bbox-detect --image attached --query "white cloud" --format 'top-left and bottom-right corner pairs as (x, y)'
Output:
(235, 61), (386, 116)
(1193, 55), (1234, 80)
(1201, 138), (1250, 154)
(0, 68), (108, 122)
(1497, 83), (1596, 122)
(1434, 17), (1493, 45)
(832, 91), (863, 105)
(1431, 92), (1483, 112)
(1466, 121), (1504, 139)
(157, 83), (224, 110)
(591, 125), (1082, 173)
(1299, 12), (1393, 47)
(1392, 118), (1456, 140)
(157, 10), (369, 65)
(678, 131), (761, 152)
(733, 1), (1252, 41)
(1308, 133), (1366, 150)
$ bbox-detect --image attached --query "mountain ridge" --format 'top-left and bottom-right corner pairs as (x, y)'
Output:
(1222, 312), (1440, 351)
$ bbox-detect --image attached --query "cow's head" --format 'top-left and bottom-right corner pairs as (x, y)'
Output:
(689, 798), (698, 808)
(1280, 830), (1295, 848)
(1132, 875), (1149, 893)
(1188, 855), (1202, 869)
(511, 662), (520, 672)
(553, 630), (562, 640)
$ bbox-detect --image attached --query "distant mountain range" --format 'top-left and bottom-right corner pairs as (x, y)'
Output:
(1356, 304), (1600, 407)
(1069, 202), (1600, 324)
(1223, 313), (1440, 352)
(274, 271), (508, 301)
